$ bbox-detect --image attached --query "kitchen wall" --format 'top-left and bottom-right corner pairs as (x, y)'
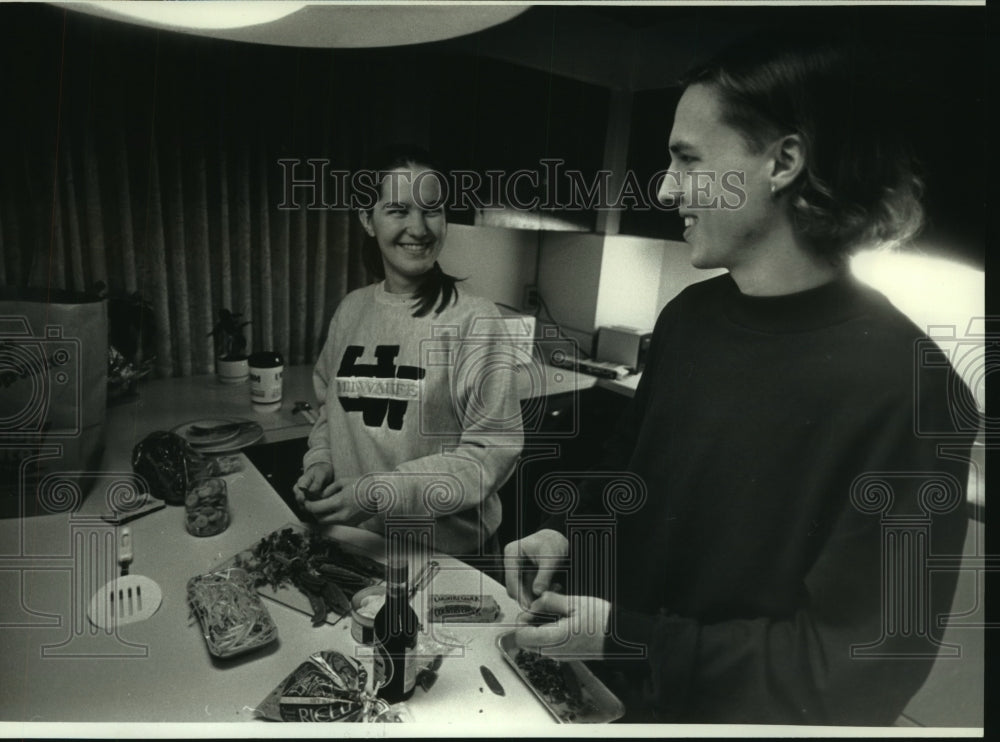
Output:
(536, 231), (724, 339)
(437, 224), (538, 311)
(441, 222), (725, 347)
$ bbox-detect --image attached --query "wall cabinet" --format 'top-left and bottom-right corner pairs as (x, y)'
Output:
(426, 55), (610, 230)
(618, 86), (686, 241)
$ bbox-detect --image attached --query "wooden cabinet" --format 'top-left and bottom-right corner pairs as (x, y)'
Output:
(426, 55), (610, 229)
(618, 86), (686, 240)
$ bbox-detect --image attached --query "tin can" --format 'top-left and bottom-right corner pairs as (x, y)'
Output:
(350, 585), (385, 645)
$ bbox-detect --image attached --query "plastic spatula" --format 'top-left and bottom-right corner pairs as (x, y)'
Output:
(88, 526), (163, 629)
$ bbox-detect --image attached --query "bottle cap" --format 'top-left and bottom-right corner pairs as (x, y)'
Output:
(387, 554), (409, 585)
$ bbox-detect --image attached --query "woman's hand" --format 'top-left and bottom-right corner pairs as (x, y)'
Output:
(293, 462), (334, 506)
(514, 591), (611, 660)
(300, 476), (370, 526)
(503, 529), (569, 609)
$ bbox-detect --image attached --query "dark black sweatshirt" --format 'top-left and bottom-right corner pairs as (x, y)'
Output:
(562, 272), (976, 725)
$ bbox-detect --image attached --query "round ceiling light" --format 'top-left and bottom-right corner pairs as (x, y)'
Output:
(55, 2), (528, 48)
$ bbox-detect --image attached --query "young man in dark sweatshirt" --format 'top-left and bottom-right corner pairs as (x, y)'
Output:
(503, 34), (978, 726)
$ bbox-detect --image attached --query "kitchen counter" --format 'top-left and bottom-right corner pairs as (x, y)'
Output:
(111, 360), (615, 449)
(597, 372), (640, 397)
(0, 368), (577, 729)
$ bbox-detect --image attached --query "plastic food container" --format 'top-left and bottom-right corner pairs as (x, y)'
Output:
(497, 631), (625, 723)
(350, 585), (385, 645)
(187, 567), (278, 659)
(185, 477), (230, 537)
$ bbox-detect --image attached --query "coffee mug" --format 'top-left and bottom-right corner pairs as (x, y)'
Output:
(248, 351), (284, 413)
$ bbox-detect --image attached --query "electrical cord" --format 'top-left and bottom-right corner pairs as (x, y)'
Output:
(535, 293), (592, 361)
(491, 296), (592, 361)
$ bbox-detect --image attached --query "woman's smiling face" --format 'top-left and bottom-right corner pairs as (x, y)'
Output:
(361, 165), (447, 294)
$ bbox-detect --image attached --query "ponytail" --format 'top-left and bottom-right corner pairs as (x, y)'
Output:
(362, 234), (460, 317)
(412, 261), (460, 318)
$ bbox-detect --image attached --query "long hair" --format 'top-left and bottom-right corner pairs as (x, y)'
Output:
(682, 34), (924, 264)
(358, 144), (461, 317)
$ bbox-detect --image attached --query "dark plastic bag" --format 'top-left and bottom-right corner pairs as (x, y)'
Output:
(131, 431), (207, 505)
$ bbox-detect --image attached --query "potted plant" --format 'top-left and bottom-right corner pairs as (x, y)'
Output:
(209, 309), (251, 383)
(90, 282), (157, 404)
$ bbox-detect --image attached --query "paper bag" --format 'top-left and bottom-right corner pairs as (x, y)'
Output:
(0, 287), (108, 517)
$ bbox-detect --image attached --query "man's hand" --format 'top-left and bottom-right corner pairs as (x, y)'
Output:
(301, 476), (369, 526)
(503, 529), (569, 609)
(293, 462), (334, 507)
(514, 591), (611, 660)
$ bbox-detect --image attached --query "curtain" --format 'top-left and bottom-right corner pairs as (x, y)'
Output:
(0, 6), (378, 377)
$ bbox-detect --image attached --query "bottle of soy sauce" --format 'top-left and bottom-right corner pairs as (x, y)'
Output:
(373, 554), (418, 703)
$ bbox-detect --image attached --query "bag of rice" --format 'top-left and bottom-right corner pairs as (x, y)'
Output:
(255, 650), (411, 722)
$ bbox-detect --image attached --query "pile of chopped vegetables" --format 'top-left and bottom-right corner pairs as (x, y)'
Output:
(515, 649), (596, 722)
(187, 568), (278, 658)
(185, 478), (229, 537)
(233, 527), (385, 626)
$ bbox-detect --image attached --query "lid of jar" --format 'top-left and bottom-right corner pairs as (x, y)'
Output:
(248, 351), (284, 368)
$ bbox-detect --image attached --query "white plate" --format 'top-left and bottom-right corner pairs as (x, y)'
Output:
(173, 418), (264, 453)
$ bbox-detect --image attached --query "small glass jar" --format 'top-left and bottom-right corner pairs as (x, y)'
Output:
(185, 477), (230, 537)
(351, 585), (386, 645)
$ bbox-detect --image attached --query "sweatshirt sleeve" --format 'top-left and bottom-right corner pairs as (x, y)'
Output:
(302, 316), (337, 472)
(370, 309), (525, 520)
(605, 378), (976, 725)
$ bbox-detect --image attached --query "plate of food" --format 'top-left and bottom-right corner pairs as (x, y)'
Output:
(497, 631), (625, 723)
(173, 418), (264, 453)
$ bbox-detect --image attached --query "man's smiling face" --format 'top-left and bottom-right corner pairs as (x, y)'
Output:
(660, 83), (780, 271)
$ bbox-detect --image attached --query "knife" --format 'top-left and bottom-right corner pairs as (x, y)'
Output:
(101, 500), (166, 525)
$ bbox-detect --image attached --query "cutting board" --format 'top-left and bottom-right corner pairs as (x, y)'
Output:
(212, 522), (386, 626)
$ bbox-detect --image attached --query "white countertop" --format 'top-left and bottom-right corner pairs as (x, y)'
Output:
(0, 368), (569, 729)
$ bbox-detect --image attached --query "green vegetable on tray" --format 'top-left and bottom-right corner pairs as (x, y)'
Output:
(514, 649), (597, 722)
(232, 527), (384, 626)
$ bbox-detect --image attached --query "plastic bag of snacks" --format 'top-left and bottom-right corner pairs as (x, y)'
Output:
(256, 650), (413, 722)
(206, 455), (243, 476)
(132, 432), (243, 506)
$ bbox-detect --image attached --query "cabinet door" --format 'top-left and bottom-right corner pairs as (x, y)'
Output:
(429, 56), (610, 230)
(619, 86), (685, 240)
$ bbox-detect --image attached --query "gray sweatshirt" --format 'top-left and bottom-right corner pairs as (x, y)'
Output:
(304, 282), (524, 555)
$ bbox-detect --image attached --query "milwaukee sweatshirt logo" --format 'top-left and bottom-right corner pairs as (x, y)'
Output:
(335, 345), (425, 430)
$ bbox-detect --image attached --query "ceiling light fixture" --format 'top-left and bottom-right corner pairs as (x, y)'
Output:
(54, 1), (528, 48)
(57, 1), (307, 31)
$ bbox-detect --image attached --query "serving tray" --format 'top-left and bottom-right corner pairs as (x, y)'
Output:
(497, 631), (625, 723)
